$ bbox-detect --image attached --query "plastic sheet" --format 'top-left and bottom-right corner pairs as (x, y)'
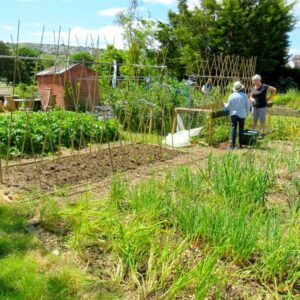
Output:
(165, 127), (203, 148)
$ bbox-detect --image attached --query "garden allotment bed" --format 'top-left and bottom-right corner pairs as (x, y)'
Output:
(2, 144), (181, 195)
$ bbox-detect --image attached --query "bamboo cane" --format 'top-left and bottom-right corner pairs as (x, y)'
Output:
(0, 155), (3, 184)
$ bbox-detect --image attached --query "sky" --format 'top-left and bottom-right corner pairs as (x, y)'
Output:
(0, 0), (299, 55)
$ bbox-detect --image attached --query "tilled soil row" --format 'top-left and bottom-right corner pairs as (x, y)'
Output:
(2, 144), (181, 194)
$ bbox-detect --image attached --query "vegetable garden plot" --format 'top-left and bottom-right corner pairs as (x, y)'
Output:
(0, 111), (119, 157)
(2, 144), (181, 194)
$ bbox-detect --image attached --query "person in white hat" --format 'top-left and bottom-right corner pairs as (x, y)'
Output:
(224, 81), (250, 149)
(250, 74), (277, 135)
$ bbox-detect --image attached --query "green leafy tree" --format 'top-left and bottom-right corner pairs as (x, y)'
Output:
(116, 0), (157, 72)
(15, 46), (39, 84)
(94, 45), (125, 99)
(158, 0), (296, 79)
(97, 45), (125, 75)
(69, 51), (94, 67)
(0, 41), (14, 83)
(40, 53), (55, 69)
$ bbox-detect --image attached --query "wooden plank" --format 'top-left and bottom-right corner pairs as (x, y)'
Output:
(175, 107), (212, 113)
(211, 110), (229, 118)
(174, 107), (229, 119)
(267, 107), (300, 117)
(175, 106), (300, 119)
(195, 103), (224, 110)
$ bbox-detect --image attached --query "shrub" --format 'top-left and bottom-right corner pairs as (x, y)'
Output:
(14, 83), (37, 98)
(268, 116), (300, 141)
(272, 89), (300, 109)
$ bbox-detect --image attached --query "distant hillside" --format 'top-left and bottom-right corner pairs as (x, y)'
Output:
(6, 42), (102, 56)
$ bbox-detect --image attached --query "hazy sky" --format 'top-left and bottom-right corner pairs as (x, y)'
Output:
(1, 0), (299, 55)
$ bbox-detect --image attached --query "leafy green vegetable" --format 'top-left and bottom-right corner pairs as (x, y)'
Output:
(0, 111), (120, 157)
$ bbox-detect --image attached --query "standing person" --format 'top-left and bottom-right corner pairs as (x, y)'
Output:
(224, 81), (250, 149)
(201, 78), (212, 95)
(250, 74), (277, 135)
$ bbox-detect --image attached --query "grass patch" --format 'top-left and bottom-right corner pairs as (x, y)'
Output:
(1, 142), (300, 298)
(34, 149), (300, 298)
(0, 203), (108, 299)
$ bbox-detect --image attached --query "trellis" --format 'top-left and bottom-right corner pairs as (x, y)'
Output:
(173, 54), (257, 145)
(192, 54), (257, 108)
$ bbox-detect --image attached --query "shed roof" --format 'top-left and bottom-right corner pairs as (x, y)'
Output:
(36, 63), (95, 76)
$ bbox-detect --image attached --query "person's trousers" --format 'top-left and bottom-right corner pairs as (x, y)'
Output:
(231, 115), (245, 147)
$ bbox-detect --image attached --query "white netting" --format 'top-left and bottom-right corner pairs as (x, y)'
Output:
(176, 114), (185, 131)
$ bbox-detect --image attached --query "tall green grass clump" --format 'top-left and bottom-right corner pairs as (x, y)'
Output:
(257, 211), (300, 291)
(35, 150), (300, 298)
(162, 251), (221, 300)
(162, 153), (273, 263)
(206, 152), (271, 205)
(130, 179), (173, 221)
(110, 174), (129, 211)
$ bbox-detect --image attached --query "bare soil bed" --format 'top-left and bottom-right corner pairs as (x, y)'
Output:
(2, 144), (181, 194)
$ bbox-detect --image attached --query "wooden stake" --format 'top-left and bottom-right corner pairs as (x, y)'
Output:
(0, 156), (3, 184)
(172, 112), (177, 134)
(5, 21), (20, 174)
(209, 112), (213, 147)
(106, 130), (114, 171)
(171, 111), (177, 150)
(149, 105), (154, 135)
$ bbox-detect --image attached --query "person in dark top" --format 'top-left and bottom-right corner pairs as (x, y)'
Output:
(250, 74), (277, 135)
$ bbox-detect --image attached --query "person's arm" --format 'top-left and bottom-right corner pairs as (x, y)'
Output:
(249, 92), (255, 104)
(224, 95), (232, 109)
(267, 85), (277, 101)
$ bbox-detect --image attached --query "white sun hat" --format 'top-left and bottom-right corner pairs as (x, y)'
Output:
(232, 81), (245, 92)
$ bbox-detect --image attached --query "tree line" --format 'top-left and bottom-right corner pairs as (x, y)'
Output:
(157, 0), (296, 80)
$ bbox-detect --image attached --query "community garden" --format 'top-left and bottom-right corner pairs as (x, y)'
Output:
(0, 56), (300, 299)
(1, 0), (300, 295)
(1, 139), (300, 299)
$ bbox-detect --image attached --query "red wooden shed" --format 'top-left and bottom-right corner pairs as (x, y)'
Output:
(36, 63), (99, 110)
